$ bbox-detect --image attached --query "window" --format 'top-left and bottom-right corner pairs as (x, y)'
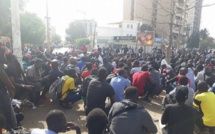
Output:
(127, 24), (130, 28)
(127, 34), (129, 36)
(130, 34), (132, 36)
(131, 25), (133, 28)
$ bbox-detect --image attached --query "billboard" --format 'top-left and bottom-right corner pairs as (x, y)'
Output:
(137, 31), (154, 46)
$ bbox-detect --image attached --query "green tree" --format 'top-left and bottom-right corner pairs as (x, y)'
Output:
(0, 0), (25, 37)
(20, 13), (46, 44)
(139, 24), (154, 32)
(65, 22), (86, 43)
(51, 34), (61, 45)
(187, 32), (200, 48)
(199, 28), (209, 40)
(75, 38), (90, 46)
(200, 37), (215, 49)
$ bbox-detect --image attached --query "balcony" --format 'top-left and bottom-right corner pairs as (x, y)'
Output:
(176, 3), (185, 9)
(175, 12), (183, 18)
(174, 20), (182, 25)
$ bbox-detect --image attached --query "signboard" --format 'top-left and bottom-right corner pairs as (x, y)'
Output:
(113, 36), (136, 41)
(154, 38), (164, 43)
(137, 31), (154, 46)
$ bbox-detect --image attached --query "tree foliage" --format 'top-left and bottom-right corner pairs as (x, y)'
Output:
(51, 34), (61, 45)
(139, 24), (154, 32)
(0, 0), (25, 37)
(200, 37), (215, 49)
(20, 13), (46, 44)
(75, 38), (90, 46)
(199, 28), (209, 40)
(0, 0), (12, 37)
(65, 22), (86, 43)
(187, 32), (200, 48)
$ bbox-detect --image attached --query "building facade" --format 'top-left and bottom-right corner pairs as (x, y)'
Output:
(187, 0), (203, 35)
(74, 19), (97, 36)
(123, 0), (190, 47)
(96, 20), (141, 49)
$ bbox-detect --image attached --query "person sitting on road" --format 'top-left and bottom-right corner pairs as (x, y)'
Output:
(163, 76), (194, 108)
(102, 58), (114, 75)
(26, 58), (49, 105)
(78, 57), (86, 71)
(86, 68), (115, 115)
(81, 62), (93, 79)
(161, 85), (198, 134)
(165, 67), (190, 93)
(66, 57), (80, 75)
(41, 59), (64, 99)
(193, 81), (215, 133)
(108, 86), (157, 134)
(60, 57), (68, 72)
(81, 68), (98, 107)
(130, 60), (141, 76)
(110, 69), (131, 102)
(86, 108), (108, 134)
(132, 64), (155, 102)
(60, 69), (81, 109)
(5, 54), (33, 99)
(31, 110), (81, 134)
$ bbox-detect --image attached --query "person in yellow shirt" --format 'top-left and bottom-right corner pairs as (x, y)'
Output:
(60, 69), (81, 109)
(193, 81), (215, 133)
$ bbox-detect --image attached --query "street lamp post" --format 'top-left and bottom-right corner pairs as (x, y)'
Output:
(46, 0), (51, 51)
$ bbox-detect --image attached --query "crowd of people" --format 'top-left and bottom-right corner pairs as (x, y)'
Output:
(0, 42), (215, 134)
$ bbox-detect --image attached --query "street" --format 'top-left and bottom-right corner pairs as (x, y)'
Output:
(22, 94), (164, 134)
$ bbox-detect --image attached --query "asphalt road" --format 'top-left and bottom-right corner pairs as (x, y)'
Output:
(22, 95), (164, 134)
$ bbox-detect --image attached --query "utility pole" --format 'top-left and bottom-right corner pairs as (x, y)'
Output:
(131, 0), (135, 20)
(166, 0), (175, 63)
(92, 22), (97, 49)
(11, 0), (22, 64)
(46, 0), (50, 51)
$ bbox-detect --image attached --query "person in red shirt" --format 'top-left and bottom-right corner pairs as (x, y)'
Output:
(90, 59), (98, 69)
(71, 48), (77, 56)
(165, 68), (190, 93)
(81, 45), (87, 53)
(132, 64), (155, 102)
(82, 63), (93, 79)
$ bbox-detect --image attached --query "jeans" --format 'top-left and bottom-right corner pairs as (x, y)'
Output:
(62, 92), (81, 104)
(165, 83), (174, 94)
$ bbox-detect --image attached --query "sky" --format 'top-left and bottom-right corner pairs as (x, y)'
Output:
(25, 0), (123, 39)
(25, 0), (215, 39)
(201, 0), (215, 37)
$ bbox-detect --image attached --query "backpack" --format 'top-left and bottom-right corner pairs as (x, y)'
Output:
(48, 76), (69, 100)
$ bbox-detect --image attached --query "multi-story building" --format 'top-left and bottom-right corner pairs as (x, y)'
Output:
(123, 0), (189, 47)
(187, 0), (203, 35)
(74, 19), (97, 36)
(96, 20), (142, 49)
(123, 0), (157, 28)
